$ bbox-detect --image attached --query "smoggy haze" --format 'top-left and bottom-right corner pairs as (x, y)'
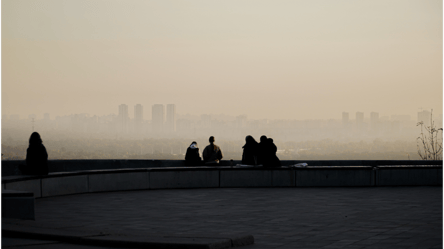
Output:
(2, 0), (442, 120)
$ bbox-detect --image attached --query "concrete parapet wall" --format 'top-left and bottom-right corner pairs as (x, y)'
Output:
(4, 179), (42, 198)
(272, 169), (295, 187)
(376, 166), (441, 186)
(42, 175), (88, 197)
(2, 159), (442, 176)
(88, 172), (149, 193)
(150, 169), (219, 189)
(1, 165), (442, 199)
(296, 167), (374, 187)
(220, 170), (273, 187)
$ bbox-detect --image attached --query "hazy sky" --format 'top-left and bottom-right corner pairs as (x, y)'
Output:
(2, 0), (442, 120)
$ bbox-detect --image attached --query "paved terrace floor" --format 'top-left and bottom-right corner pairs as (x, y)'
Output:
(4, 186), (443, 249)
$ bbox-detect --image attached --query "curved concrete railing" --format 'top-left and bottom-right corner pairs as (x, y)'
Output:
(2, 164), (441, 249)
(2, 165), (442, 199)
(2, 159), (442, 176)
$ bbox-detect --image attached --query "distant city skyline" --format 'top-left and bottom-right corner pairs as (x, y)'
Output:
(1, 103), (441, 121)
(3, 101), (442, 151)
(1, 104), (443, 123)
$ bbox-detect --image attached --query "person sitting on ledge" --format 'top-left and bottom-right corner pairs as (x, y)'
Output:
(185, 141), (202, 166)
(242, 135), (258, 165)
(267, 138), (281, 167)
(22, 132), (49, 175)
(202, 136), (223, 165)
(257, 135), (268, 166)
(257, 135), (281, 167)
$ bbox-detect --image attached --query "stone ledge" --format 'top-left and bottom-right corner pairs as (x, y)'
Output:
(42, 175), (88, 197)
(150, 170), (219, 189)
(2, 165), (442, 184)
(296, 167), (373, 187)
(220, 170), (273, 187)
(3, 159), (442, 177)
(4, 179), (41, 198)
(2, 165), (442, 200)
(88, 172), (149, 192)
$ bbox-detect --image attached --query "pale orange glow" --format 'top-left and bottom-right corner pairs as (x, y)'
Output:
(2, 0), (442, 120)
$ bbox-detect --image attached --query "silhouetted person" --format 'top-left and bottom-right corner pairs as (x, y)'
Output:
(267, 138), (281, 167)
(257, 135), (280, 167)
(242, 135), (258, 165)
(202, 136), (223, 165)
(24, 132), (48, 175)
(185, 141), (202, 166)
(257, 135), (268, 166)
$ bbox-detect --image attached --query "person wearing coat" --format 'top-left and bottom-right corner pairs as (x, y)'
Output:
(202, 136), (223, 165)
(267, 138), (281, 167)
(185, 141), (202, 166)
(257, 135), (269, 166)
(242, 135), (258, 165)
(257, 135), (281, 167)
(24, 132), (49, 175)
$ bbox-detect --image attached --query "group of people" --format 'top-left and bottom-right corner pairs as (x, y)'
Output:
(185, 135), (281, 167)
(20, 132), (280, 176)
(242, 135), (281, 167)
(185, 136), (223, 166)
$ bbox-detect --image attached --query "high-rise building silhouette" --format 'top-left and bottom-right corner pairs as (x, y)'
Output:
(134, 104), (143, 121)
(118, 104), (129, 133)
(370, 112), (379, 131)
(356, 112), (364, 130)
(342, 112), (349, 127)
(236, 115), (247, 128)
(165, 104), (176, 133)
(134, 104), (143, 134)
(152, 104), (164, 133)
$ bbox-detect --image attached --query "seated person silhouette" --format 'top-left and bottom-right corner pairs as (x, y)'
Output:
(257, 135), (280, 167)
(257, 135), (269, 166)
(22, 132), (48, 175)
(242, 135), (259, 165)
(267, 138), (281, 167)
(185, 141), (202, 166)
(202, 136), (223, 165)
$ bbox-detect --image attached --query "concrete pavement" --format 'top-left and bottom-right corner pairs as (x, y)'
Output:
(3, 186), (442, 249)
